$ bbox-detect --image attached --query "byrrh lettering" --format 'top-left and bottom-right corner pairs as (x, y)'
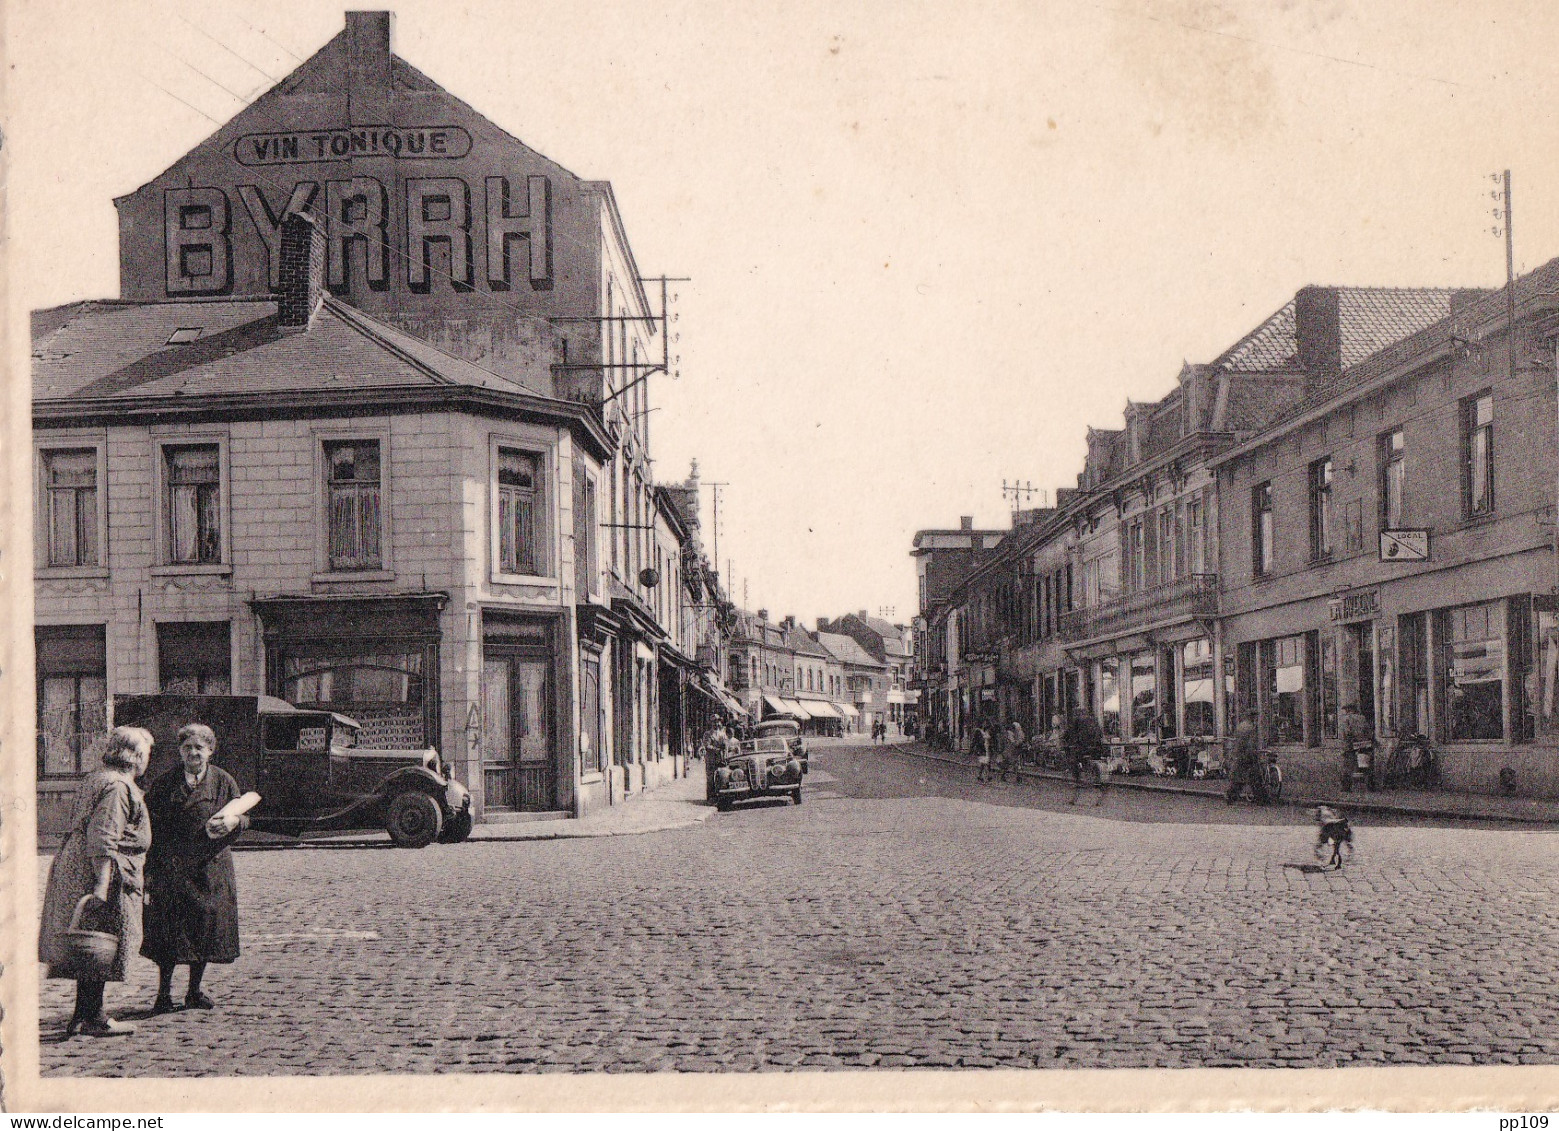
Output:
(234, 126), (473, 166)
(166, 176), (555, 297)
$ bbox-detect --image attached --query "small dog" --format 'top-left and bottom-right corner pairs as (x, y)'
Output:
(1313, 805), (1353, 869)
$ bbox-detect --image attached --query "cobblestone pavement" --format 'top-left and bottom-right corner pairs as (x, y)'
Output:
(38, 742), (1559, 1075)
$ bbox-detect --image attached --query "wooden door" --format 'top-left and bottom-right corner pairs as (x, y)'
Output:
(482, 652), (555, 811)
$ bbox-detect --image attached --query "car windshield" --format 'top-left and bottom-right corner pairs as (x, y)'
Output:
(743, 737), (792, 756)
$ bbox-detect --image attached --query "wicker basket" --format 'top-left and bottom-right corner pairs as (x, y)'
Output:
(63, 897), (119, 980)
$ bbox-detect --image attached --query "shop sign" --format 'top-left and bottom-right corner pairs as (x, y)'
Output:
(1379, 529), (1430, 562)
(1328, 588), (1380, 623)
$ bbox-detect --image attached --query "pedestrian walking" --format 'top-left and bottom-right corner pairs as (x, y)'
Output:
(39, 726), (155, 1038)
(1225, 709), (1271, 805)
(973, 725), (991, 782)
(1062, 708), (1107, 803)
(141, 723), (251, 1014)
(1002, 719), (1025, 782)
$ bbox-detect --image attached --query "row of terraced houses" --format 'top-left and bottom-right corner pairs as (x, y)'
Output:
(913, 269), (1559, 797)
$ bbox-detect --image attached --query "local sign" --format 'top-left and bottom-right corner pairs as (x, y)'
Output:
(1379, 529), (1430, 562)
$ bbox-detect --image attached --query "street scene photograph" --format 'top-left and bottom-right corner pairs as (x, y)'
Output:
(7, 0), (1559, 1113)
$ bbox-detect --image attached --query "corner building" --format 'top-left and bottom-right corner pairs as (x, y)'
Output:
(33, 11), (689, 833)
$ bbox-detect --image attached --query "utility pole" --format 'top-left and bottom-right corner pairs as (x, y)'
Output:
(706, 481), (729, 580)
(1002, 479), (1045, 520)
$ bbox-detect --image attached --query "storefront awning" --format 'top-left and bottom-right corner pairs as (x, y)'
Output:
(714, 684), (750, 718)
(783, 698), (813, 718)
(887, 690), (906, 704)
(836, 702), (859, 718)
(803, 700), (840, 719)
(762, 693), (794, 717)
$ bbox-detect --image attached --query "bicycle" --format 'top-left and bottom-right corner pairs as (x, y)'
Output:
(1382, 732), (1439, 789)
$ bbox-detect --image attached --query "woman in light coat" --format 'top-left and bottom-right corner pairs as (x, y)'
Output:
(38, 726), (154, 1037)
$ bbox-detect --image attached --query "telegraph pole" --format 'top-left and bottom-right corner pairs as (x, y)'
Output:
(706, 481), (729, 581)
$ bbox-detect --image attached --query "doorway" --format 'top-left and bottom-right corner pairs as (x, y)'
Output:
(1347, 623), (1376, 730)
(482, 650), (555, 811)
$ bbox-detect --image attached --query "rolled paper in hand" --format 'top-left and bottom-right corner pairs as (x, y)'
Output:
(207, 791), (262, 837)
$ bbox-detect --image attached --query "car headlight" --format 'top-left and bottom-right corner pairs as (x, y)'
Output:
(786, 759), (802, 779)
(716, 767), (731, 787)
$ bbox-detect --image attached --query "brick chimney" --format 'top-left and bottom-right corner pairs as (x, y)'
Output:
(757, 608), (769, 622)
(277, 211), (324, 330)
(959, 516), (973, 531)
(345, 11), (394, 125)
(1294, 285), (1342, 387)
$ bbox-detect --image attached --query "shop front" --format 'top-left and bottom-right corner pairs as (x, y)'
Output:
(1226, 563), (1559, 796)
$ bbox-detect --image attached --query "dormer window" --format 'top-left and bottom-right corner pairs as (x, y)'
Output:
(166, 327), (204, 345)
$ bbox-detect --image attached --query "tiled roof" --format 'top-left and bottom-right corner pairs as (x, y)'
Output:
(1291, 256), (1559, 421)
(1221, 375), (1307, 431)
(32, 296), (536, 403)
(1336, 289), (1460, 368)
(1216, 300), (1297, 372)
(814, 632), (884, 668)
(1214, 288), (1457, 375)
(787, 626), (831, 657)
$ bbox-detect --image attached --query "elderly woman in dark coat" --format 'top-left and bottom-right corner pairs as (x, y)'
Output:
(38, 725), (154, 1037)
(141, 722), (249, 1013)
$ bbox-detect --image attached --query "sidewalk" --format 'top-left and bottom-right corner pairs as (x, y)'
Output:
(894, 741), (1559, 826)
(469, 771), (714, 842)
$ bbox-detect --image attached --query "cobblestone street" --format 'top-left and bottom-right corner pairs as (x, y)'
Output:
(38, 742), (1559, 1076)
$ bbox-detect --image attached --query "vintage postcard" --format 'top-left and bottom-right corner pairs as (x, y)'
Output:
(5, 0), (1559, 1113)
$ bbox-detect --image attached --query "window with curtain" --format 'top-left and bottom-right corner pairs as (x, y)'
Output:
(498, 447), (540, 575)
(1265, 635), (1307, 744)
(36, 625), (107, 777)
(325, 440), (382, 570)
(44, 449), (100, 567)
(165, 444), (221, 564)
(1181, 638), (1216, 737)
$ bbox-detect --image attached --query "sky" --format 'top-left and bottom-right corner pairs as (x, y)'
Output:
(12, 0), (1559, 628)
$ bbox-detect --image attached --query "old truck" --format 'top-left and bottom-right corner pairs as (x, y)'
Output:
(113, 694), (472, 848)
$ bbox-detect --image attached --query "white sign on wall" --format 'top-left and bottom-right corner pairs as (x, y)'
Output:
(1380, 529), (1430, 562)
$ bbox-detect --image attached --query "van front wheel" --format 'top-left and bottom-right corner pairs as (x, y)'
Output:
(387, 790), (444, 848)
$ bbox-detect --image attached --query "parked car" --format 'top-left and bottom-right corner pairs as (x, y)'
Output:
(114, 694), (473, 848)
(751, 716), (808, 773)
(707, 730), (804, 811)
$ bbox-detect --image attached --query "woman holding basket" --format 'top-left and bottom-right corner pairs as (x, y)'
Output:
(38, 726), (155, 1038)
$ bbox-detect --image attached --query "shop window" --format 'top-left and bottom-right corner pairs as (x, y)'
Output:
(1462, 392), (1494, 517)
(42, 448), (101, 568)
(1379, 428), (1405, 530)
(1252, 481), (1274, 576)
(1439, 600), (1504, 741)
(497, 447), (541, 576)
(36, 625), (107, 777)
(1264, 635), (1306, 745)
(283, 646), (426, 748)
(1308, 457), (1333, 561)
(157, 621), (232, 695)
(164, 443), (222, 565)
(324, 440), (383, 570)
(1096, 657), (1121, 737)
(1129, 651), (1157, 739)
(1180, 640), (1216, 737)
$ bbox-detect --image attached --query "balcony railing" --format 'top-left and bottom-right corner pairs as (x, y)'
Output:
(1058, 572), (1218, 643)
